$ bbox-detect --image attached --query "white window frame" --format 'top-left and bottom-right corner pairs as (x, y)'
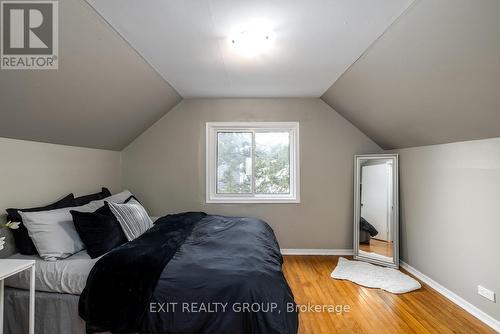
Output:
(206, 122), (300, 204)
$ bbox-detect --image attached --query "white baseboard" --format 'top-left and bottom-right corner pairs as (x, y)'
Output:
(280, 248), (353, 256)
(401, 261), (500, 333)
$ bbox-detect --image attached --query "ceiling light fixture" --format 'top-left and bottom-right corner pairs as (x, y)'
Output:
(228, 21), (274, 57)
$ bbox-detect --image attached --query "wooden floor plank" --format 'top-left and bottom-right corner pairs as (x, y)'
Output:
(282, 255), (495, 334)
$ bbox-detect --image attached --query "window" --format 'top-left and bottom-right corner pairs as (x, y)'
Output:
(206, 122), (299, 203)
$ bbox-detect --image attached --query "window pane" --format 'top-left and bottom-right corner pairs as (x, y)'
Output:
(255, 132), (290, 194)
(217, 132), (252, 194)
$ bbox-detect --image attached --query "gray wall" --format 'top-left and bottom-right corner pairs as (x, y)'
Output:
(122, 98), (382, 249)
(0, 137), (121, 257)
(396, 138), (500, 319)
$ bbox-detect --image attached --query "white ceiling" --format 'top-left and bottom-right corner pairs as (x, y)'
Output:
(85, 0), (413, 98)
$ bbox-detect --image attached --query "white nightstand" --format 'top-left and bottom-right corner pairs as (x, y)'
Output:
(0, 260), (35, 334)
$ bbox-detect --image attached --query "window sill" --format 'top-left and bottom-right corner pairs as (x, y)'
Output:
(206, 197), (300, 204)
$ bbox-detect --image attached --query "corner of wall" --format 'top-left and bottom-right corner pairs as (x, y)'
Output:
(318, 98), (383, 152)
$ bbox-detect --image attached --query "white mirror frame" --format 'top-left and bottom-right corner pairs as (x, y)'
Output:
(353, 154), (399, 269)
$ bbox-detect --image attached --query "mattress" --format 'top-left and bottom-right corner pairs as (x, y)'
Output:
(5, 250), (98, 295)
(4, 217), (161, 296)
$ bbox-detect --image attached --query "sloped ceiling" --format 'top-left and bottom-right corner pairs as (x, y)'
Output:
(85, 0), (413, 98)
(0, 0), (181, 150)
(2, 0), (499, 150)
(322, 0), (500, 149)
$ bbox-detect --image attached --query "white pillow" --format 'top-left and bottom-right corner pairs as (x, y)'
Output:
(108, 199), (153, 241)
(21, 202), (102, 261)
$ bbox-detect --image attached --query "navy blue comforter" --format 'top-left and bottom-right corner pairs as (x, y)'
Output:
(79, 212), (298, 334)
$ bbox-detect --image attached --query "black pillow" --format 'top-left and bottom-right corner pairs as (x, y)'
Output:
(6, 193), (75, 255)
(71, 203), (127, 259)
(73, 187), (112, 206)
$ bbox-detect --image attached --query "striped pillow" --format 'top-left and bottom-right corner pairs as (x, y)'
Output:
(108, 200), (153, 241)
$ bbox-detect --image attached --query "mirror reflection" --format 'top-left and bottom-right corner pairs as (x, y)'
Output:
(359, 159), (393, 261)
(354, 154), (399, 268)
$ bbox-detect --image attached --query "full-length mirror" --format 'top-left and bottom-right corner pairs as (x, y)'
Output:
(354, 154), (399, 268)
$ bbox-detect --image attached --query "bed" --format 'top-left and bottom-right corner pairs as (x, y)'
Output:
(359, 217), (378, 244)
(4, 212), (298, 334)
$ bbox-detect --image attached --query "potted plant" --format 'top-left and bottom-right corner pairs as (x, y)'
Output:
(0, 221), (20, 251)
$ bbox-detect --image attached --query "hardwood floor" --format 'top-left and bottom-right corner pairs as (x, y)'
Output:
(359, 239), (393, 257)
(282, 256), (495, 334)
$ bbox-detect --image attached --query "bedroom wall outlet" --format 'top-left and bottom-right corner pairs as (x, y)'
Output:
(477, 285), (496, 302)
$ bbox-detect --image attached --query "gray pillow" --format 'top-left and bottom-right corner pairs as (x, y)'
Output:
(20, 190), (134, 261)
(20, 202), (102, 261)
(88, 190), (133, 207)
(108, 199), (153, 241)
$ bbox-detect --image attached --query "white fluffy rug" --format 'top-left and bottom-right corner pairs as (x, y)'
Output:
(331, 257), (421, 294)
